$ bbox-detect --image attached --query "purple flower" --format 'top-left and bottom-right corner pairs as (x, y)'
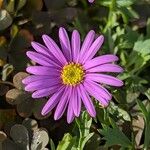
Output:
(23, 27), (123, 123)
(88, 0), (94, 3)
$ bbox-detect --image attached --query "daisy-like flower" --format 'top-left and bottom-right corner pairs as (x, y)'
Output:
(88, 0), (94, 3)
(23, 27), (123, 123)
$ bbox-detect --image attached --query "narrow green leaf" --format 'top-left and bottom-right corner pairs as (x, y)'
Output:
(146, 18), (150, 38)
(17, 0), (27, 11)
(144, 122), (150, 149)
(50, 139), (56, 150)
(136, 100), (148, 120)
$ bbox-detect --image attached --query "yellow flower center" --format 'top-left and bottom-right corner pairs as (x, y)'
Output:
(61, 63), (84, 86)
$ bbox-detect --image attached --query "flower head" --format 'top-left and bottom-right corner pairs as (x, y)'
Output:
(23, 27), (123, 123)
(88, 0), (94, 3)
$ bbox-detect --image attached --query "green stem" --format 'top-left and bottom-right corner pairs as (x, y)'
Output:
(103, 0), (116, 33)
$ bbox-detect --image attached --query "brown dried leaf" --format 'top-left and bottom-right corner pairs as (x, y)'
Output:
(31, 128), (49, 149)
(13, 72), (29, 90)
(22, 118), (38, 131)
(132, 116), (144, 147)
(0, 131), (7, 142)
(6, 89), (25, 105)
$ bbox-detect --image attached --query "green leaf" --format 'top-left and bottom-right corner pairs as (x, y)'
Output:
(75, 111), (94, 149)
(117, 0), (136, 7)
(6, 0), (15, 13)
(56, 133), (76, 150)
(100, 119), (132, 148)
(50, 138), (56, 150)
(119, 7), (138, 23)
(107, 102), (131, 121)
(10, 25), (19, 38)
(144, 121), (150, 149)
(81, 132), (94, 150)
(120, 26), (139, 48)
(99, 0), (135, 8)
(145, 88), (150, 100)
(0, 9), (12, 30)
(137, 100), (150, 149)
(17, 0), (27, 11)
(98, 0), (111, 7)
(136, 100), (148, 120)
(104, 12), (118, 32)
(76, 111), (92, 138)
(133, 39), (150, 55)
(146, 18), (150, 38)
(84, 134), (101, 150)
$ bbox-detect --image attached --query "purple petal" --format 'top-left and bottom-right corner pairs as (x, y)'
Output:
(82, 35), (104, 63)
(42, 34), (67, 65)
(84, 81), (110, 106)
(77, 84), (96, 117)
(79, 30), (95, 62)
(59, 27), (72, 61)
(41, 86), (65, 115)
(32, 84), (60, 98)
(27, 51), (60, 67)
(67, 98), (75, 123)
(86, 73), (124, 87)
(26, 66), (60, 76)
(72, 87), (81, 117)
(87, 64), (124, 73)
(88, 0), (94, 3)
(54, 87), (71, 120)
(84, 80), (112, 100)
(25, 78), (61, 91)
(31, 41), (51, 57)
(71, 30), (80, 62)
(85, 81), (109, 107)
(22, 75), (55, 85)
(31, 42), (63, 67)
(83, 54), (119, 69)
